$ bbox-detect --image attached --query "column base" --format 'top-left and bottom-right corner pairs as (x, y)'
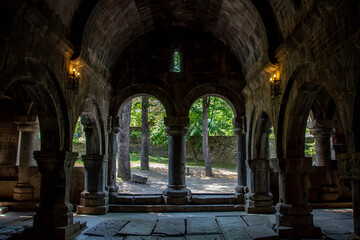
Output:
(77, 195), (109, 215)
(22, 221), (86, 240)
(246, 203), (276, 214)
(275, 225), (322, 239)
(162, 187), (191, 205)
(108, 184), (119, 194)
(13, 183), (34, 201)
(235, 185), (245, 204)
(245, 192), (275, 213)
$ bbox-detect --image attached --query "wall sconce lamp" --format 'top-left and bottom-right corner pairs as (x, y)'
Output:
(67, 67), (80, 93)
(270, 73), (281, 99)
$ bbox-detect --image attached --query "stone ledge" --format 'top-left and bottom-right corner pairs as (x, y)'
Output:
(109, 204), (245, 212)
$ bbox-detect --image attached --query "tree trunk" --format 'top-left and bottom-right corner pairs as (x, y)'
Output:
(118, 100), (132, 179)
(202, 97), (213, 177)
(141, 96), (150, 170)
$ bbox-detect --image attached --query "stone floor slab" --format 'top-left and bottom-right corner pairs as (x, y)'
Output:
(118, 219), (157, 236)
(187, 217), (221, 235)
(153, 218), (185, 236)
(216, 216), (251, 240)
(242, 215), (272, 228)
(244, 224), (279, 240)
(85, 219), (128, 237)
(126, 236), (185, 240)
(86, 237), (124, 240)
(186, 234), (224, 240)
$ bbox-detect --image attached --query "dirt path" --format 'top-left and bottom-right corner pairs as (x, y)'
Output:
(116, 162), (238, 194)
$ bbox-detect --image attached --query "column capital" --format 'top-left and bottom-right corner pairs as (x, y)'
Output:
(269, 157), (312, 174)
(307, 119), (336, 136)
(233, 116), (246, 135)
(33, 151), (78, 172)
(337, 152), (360, 180)
(81, 112), (96, 129)
(16, 122), (39, 133)
(165, 116), (189, 136)
(107, 116), (120, 133)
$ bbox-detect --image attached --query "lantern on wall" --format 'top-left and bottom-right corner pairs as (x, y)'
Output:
(269, 73), (281, 99)
(67, 67), (80, 93)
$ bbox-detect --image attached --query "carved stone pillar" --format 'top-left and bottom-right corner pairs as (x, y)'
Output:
(32, 151), (81, 239)
(233, 116), (246, 204)
(162, 116), (191, 204)
(77, 154), (108, 215)
(245, 159), (275, 213)
(107, 116), (120, 194)
(270, 157), (321, 238)
(13, 122), (39, 201)
(338, 152), (360, 238)
(307, 119), (335, 166)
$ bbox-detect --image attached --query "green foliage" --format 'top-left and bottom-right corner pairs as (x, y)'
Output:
(173, 51), (180, 72)
(305, 126), (316, 157)
(188, 96), (234, 137)
(130, 96), (168, 145)
(73, 117), (85, 143)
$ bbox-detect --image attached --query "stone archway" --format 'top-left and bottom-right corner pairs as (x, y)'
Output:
(0, 58), (80, 238)
(245, 111), (275, 213)
(76, 98), (108, 215)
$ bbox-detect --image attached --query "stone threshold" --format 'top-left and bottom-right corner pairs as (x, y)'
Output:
(111, 193), (240, 205)
(109, 204), (245, 212)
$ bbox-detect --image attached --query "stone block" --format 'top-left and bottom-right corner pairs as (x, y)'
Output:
(131, 174), (148, 184)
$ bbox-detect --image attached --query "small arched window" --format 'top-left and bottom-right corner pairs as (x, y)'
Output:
(171, 48), (182, 72)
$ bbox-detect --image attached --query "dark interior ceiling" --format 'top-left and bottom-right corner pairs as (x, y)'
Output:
(73, 0), (283, 76)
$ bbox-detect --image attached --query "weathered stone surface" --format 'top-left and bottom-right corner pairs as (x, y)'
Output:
(242, 215), (272, 228)
(244, 224), (279, 240)
(216, 216), (251, 240)
(187, 217), (221, 235)
(186, 235), (224, 240)
(118, 219), (157, 236)
(153, 218), (185, 236)
(85, 219), (128, 237)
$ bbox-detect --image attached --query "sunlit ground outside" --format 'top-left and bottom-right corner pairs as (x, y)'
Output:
(116, 153), (237, 194)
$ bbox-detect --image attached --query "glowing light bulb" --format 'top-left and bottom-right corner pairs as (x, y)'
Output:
(274, 74), (276, 79)
(77, 72), (80, 76)
(72, 68), (76, 74)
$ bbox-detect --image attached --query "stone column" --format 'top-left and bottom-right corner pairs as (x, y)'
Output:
(107, 116), (120, 194)
(162, 116), (191, 204)
(77, 154), (109, 215)
(32, 151), (81, 239)
(337, 152), (360, 238)
(13, 122), (39, 201)
(307, 119), (335, 166)
(233, 116), (246, 203)
(270, 157), (321, 238)
(245, 159), (275, 213)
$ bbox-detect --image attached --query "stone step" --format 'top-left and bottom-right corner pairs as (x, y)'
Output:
(109, 204), (244, 212)
(191, 194), (236, 204)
